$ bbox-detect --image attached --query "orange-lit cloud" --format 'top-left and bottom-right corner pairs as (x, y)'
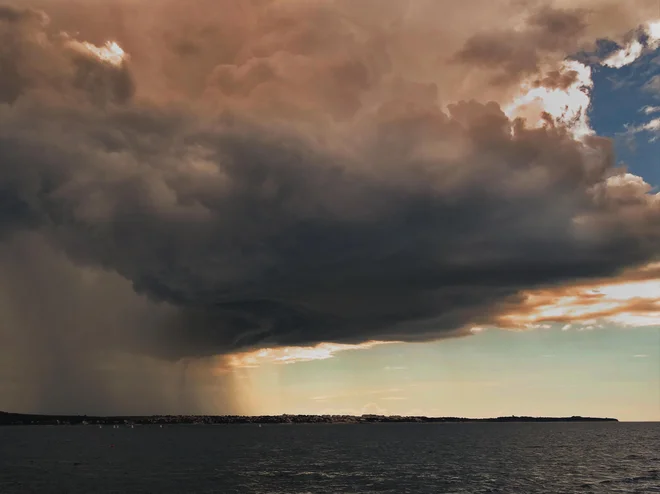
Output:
(226, 262), (660, 368)
(495, 264), (660, 329)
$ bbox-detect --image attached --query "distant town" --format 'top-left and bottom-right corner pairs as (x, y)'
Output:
(0, 411), (618, 426)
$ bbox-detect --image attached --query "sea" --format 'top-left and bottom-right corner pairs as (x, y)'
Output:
(1, 422), (658, 493)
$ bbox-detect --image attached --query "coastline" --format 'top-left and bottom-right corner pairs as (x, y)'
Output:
(0, 411), (618, 426)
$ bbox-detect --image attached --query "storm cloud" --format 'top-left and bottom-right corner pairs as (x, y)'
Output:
(1, 0), (660, 411)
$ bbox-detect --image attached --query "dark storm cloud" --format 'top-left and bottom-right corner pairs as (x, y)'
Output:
(1, 0), (660, 371)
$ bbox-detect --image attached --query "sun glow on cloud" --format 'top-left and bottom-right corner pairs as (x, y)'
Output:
(496, 265), (660, 330)
(226, 341), (397, 368)
(504, 60), (593, 138)
(79, 41), (127, 66)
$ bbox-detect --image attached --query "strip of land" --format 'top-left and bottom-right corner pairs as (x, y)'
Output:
(0, 411), (617, 426)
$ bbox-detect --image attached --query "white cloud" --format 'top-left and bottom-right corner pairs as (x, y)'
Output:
(505, 60), (593, 138)
(625, 118), (660, 139)
(641, 106), (660, 115)
(602, 40), (644, 68)
(648, 21), (660, 49)
(600, 20), (660, 68)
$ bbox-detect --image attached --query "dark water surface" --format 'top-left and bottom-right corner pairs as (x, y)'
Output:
(1, 423), (659, 493)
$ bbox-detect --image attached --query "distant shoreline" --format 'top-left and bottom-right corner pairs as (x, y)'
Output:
(0, 411), (618, 426)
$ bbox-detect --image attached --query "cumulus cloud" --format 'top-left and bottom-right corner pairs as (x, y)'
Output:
(453, 6), (588, 84)
(504, 60), (594, 137)
(1, 0), (660, 412)
(600, 19), (660, 68)
(602, 40), (645, 68)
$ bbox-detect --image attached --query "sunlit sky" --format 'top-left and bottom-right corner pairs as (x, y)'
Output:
(0, 0), (659, 421)
(232, 328), (659, 421)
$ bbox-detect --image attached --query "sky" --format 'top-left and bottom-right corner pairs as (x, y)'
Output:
(0, 0), (659, 421)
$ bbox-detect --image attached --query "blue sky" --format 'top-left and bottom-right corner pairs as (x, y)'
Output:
(589, 46), (660, 186)
(235, 327), (660, 421)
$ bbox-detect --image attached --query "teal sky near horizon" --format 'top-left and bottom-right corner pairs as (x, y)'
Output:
(235, 326), (660, 422)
